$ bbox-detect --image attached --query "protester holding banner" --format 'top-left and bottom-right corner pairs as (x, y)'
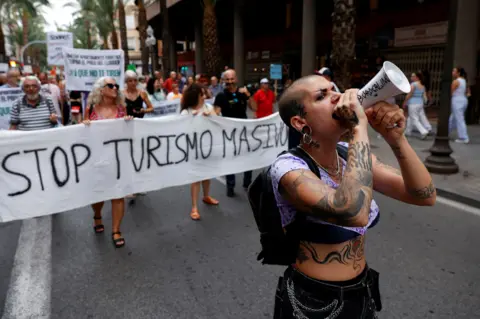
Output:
(84, 77), (133, 248)
(271, 75), (435, 318)
(180, 84), (219, 220)
(123, 70), (154, 118)
(9, 76), (58, 131)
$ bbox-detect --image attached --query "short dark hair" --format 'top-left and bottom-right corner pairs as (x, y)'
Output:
(278, 87), (307, 129)
(181, 83), (205, 111)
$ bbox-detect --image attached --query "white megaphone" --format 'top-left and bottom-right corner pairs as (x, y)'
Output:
(357, 61), (411, 108)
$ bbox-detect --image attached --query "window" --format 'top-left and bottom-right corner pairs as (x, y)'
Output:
(126, 16), (135, 30)
(127, 38), (136, 51)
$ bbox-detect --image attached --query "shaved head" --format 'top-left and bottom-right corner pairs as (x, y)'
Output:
(223, 69), (236, 79)
(278, 76), (319, 128)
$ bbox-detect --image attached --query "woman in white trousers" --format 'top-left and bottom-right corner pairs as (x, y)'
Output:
(403, 71), (431, 139)
(449, 67), (470, 143)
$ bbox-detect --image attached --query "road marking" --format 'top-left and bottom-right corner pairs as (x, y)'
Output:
(435, 196), (480, 217)
(2, 216), (52, 319)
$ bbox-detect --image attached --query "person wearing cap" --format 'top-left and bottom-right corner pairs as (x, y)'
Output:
(252, 78), (276, 118)
(316, 67), (341, 93)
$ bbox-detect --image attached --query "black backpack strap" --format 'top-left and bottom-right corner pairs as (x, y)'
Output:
(287, 147), (321, 178)
(336, 143), (348, 161)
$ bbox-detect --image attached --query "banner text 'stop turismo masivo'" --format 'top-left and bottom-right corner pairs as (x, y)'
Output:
(0, 113), (289, 223)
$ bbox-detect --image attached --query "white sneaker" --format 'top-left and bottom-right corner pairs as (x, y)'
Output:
(454, 139), (469, 144)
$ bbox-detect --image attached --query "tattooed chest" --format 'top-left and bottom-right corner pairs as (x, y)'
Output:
(297, 236), (365, 271)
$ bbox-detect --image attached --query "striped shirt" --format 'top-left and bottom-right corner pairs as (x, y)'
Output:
(10, 94), (57, 131)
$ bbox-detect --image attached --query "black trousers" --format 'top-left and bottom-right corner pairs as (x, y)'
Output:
(226, 171), (252, 190)
(274, 266), (382, 319)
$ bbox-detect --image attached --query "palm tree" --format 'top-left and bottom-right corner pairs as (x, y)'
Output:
(201, 0), (221, 75)
(135, 0), (149, 75)
(160, 0), (170, 71)
(0, 0), (49, 61)
(331, 0), (356, 91)
(64, 0), (97, 49)
(10, 15), (48, 67)
(117, 0), (130, 65)
(96, 0), (119, 49)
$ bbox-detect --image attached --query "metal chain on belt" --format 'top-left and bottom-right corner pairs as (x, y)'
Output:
(286, 278), (344, 319)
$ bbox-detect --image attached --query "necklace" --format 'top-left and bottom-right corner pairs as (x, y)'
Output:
(298, 146), (341, 177)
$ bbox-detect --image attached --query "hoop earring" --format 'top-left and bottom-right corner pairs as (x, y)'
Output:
(301, 126), (313, 145)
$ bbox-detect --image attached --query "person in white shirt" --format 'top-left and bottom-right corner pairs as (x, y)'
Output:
(39, 73), (63, 124)
(180, 83), (218, 221)
(166, 84), (182, 101)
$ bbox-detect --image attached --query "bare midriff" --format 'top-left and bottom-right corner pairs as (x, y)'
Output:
(294, 235), (366, 282)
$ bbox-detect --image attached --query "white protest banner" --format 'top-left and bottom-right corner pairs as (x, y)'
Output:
(63, 48), (124, 92)
(0, 63), (8, 73)
(0, 88), (55, 129)
(0, 113), (288, 223)
(0, 88), (23, 129)
(47, 32), (73, 66)
(146, 98), (214, 118)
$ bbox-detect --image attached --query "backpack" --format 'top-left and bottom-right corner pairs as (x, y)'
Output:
(247, 144), (348, 266)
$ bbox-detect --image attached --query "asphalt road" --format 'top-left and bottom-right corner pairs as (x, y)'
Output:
(1, 173), (480, 319)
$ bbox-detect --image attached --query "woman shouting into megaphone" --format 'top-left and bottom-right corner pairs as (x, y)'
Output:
(270, 75), (436, 318)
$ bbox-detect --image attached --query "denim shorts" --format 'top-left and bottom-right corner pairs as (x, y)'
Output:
(273, 266), (382, 319)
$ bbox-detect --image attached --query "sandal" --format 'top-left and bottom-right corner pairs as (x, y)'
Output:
(93, 216), (104, 234)
(190, 209), (201, 221)
(202, 196), (219, 205)
(112, 232), (125, 248)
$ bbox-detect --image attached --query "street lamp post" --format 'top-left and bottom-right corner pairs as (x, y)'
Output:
(146, 26), (157, 74)
(424, 0), (459, 174)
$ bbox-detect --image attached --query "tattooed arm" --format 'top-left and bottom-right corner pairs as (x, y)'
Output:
(372, 136), (436, 206)
(279, 126), (373, 227)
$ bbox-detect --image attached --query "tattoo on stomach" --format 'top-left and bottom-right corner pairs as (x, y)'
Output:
(297, 236), (365, 271)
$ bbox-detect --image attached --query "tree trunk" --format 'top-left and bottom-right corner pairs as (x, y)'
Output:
(0, 19), (7, 62)
(118, 0), (130, 65)
(203, 0), (221, 76)
(110, 0), (120, 50)
(84, 20), (92, 49)
(160, 0), (170, 72)
(103, 35), (109, 49)
(137, 0), (149, 75)
(21, 10), (28, 47)
(331, 0), (356, 91)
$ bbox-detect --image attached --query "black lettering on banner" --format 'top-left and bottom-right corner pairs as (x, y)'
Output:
(175, 133), (187, 164)
(250, 125), (263, 152)
(2, 152), (32, 197)
(129, 138), (145, 172)
(146, 136), (161, 168)
(262, 124), (274, 149)
(24, 148), (47, 190)
(222, 129), (237, 158)
(159, 135), (176, 165)
(238, 126), (251, 155)
(50, 147), (70, 187)
(71, 144), (91, 183)
(281, 124), (289, 146)
(200, 130), (213, 159)
(104, 139), (130, 179)
(186, 133), (199, 161)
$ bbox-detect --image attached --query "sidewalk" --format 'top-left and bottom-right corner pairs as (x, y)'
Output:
(369, 124), (480, 208)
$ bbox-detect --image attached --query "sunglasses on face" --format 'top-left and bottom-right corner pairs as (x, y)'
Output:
(104, 83), (119, 90)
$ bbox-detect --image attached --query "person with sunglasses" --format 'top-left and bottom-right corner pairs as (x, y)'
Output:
(84, 77), (133, 248)
(123, 70), (154, 118)
(213, 69), (255, 197)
